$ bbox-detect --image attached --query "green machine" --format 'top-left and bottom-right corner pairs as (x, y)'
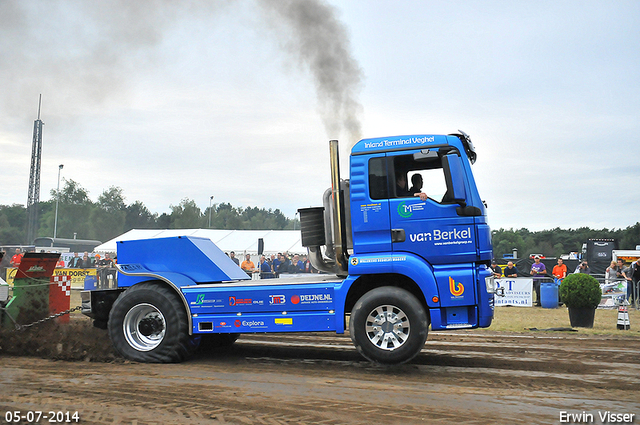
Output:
(1, 253), (59, 329)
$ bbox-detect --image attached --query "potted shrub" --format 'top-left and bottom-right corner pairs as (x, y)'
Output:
(559, 273), (602, 328)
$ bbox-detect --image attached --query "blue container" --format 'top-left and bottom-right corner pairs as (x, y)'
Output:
(84, 275), (98, 291)
(541, 280), (559, 308)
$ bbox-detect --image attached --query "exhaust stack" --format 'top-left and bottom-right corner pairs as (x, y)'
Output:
(329, 139), (348, 274)
(298, 140), (349, 277)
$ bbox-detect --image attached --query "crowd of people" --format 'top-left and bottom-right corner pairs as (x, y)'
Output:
(490, 256), (640, 306)
(1, 248), (116, 270)
(605, 258), (640, 304)
(0, 248), (118, 289)
(62, 252), (117, 269)
(226, 251), (317, 278)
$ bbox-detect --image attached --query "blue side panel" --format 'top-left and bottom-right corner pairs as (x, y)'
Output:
(432, 263), (477, 307)
(182, 282), (335, 315)
(349, 154), (392, 254)
(392, 211), (479, 265)
(192, 311), (335, 334)
(430, 306), (478, 330)
(332, 276), (357, 334)
(117, 264), (198, 289)
(116, 236), (249, 287)
(430, 263), (493, 330)
(183, 281), (338, 334)
(347, 252), (440, 308)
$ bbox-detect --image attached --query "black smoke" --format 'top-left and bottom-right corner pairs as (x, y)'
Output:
(257, 0), (364, 144)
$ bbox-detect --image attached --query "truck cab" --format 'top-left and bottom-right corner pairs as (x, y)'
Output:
(301, 133), (494, 335)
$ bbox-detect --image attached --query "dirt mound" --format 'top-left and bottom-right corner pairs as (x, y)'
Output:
(0, 318), (121, 362)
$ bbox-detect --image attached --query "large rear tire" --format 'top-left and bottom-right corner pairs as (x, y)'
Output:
(349, 286), (428, 365)
(108, 283), (197, 363)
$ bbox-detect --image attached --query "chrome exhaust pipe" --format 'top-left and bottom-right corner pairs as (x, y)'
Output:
(329, 140), (348, 275)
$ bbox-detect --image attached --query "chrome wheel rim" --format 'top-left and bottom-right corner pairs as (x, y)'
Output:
(123, 303), (166, 352)
(365, 304), (410, 351)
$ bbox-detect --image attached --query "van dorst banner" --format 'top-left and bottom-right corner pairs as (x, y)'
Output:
(5, 267), (97, 286)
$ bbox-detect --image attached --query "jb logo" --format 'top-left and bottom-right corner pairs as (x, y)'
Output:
(449, 277), (464, 297)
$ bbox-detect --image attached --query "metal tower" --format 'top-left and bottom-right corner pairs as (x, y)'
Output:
(26, 95), (44, 244)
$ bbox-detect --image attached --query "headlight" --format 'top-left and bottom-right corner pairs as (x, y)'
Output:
(485, 275), (496, 294)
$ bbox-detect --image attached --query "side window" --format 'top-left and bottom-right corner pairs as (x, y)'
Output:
(392, 154), (449, 203)
(368, 157), (388, 200)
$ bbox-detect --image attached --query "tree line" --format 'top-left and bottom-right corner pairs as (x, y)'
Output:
(0, 179), (296, 245)
(492, 224), (640, 259)
(2, 179), (639, 254)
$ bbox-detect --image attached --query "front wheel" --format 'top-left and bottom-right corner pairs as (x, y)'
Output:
(108, 283), (197, 363)
(349, 286), (428, 365)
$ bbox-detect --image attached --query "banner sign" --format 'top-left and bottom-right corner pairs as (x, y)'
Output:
(53, 268), (98, 287)
(598, 280), (628, 308)
(495, 278), (533, 307)
(6, 267), (97, 286)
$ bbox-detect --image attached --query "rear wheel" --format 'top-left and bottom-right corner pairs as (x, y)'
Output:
(349, 286), (428, 365)
(108, 283), (197, 363)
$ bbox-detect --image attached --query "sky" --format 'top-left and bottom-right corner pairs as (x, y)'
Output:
(1, 0), (639, 233)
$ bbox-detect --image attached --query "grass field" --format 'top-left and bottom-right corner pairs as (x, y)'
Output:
(488, 305), (640, 336)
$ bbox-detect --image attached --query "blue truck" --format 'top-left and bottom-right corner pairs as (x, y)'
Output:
(81, 132), (497, 364)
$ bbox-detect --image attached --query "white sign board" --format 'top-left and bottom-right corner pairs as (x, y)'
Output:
(495, 278), (533, 307)
(598, 280), (628, 308)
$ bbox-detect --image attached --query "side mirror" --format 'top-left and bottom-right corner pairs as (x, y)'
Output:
(443, 154), (467, 206)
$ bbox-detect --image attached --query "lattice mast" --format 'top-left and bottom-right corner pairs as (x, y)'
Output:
(26, 94), (44, 244)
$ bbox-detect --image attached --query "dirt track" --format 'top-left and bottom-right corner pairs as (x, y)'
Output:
(1, 330), (639, 424)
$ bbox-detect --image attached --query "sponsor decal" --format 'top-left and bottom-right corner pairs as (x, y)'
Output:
(26, 266), (46, 273)
(357, 256), (406, 264)
(360, 203), (382, 223)
(351, 256), (407, 266)
(397, 201), (425, 218)
(364, 136), (435, 149)
(291, 294), (333, 305)
(449, 277), (465, 297)
(234, 319), (267, 328)
(119, 263), (145, 272)
(229, 296), (253, 306)
(409, 227), (472, 246)
(269, 295), (286, 305)
(275, 318), (293, 325)
(190, 295), (223, 306)
(350, 257), (359, 266)
(215, 320), (232, 329)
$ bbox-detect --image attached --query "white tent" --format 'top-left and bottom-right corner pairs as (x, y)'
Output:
(93, 229), (305, 256)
